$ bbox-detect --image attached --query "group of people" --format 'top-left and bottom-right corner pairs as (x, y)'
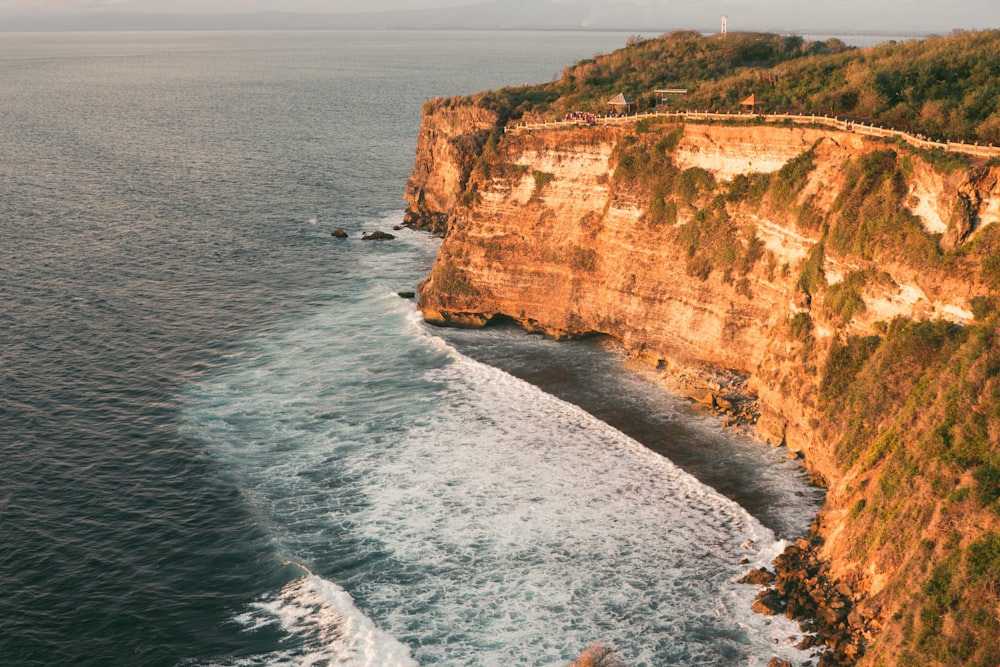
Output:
(564, 111), (599, 124)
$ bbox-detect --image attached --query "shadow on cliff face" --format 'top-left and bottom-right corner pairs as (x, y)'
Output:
(430, 321), (824, 541)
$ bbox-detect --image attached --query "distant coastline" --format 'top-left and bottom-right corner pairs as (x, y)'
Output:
(0, 12), (933, 48)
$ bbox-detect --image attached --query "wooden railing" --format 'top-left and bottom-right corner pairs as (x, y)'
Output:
(505, 110), (1000, 160)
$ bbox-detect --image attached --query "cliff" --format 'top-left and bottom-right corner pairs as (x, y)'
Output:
(402, 100), (500, 235)
(405, 103), (1000, 666)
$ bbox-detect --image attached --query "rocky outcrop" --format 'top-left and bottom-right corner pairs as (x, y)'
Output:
(361, 230), (395, 241)
(405, 100), (1000, 665)
(746, 532), (877, 666)
(403, 101), (501, 235)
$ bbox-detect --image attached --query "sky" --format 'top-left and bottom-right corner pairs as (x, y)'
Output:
(0, 0), (479, 10)
(0, 0), (995, 34)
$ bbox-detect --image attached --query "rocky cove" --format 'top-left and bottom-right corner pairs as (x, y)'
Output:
(404, 99), (1000, 665)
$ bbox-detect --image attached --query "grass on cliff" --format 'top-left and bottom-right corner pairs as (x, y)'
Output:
(610, 129), (765, 287)
(815, 313), (1000, 665)
(965, 223), (1000, 292)
(823, 269), (897, 325)
(826, 150), (944, 269)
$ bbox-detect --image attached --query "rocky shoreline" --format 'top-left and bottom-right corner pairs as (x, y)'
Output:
(655, 364), (761, 432)
(741, 527), (880, 667)
(669, 365), (872, 666)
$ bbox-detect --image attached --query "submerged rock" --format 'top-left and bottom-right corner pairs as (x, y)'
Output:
(331, 228), (348, 238)
(362, 230), (395, 241)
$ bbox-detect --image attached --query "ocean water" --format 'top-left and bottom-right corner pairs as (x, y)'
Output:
(0, 30), (821, 666)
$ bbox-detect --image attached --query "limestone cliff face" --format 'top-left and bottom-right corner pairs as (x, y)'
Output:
(406, 102), (1000, 665)
(403, 101), (500, 235)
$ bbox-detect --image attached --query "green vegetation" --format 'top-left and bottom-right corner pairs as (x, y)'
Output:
(431, 262), (479, 297)
(904, 531), (1000, 665)
(609, 130), (765, 283)
(725, 172), (771, 204)
(797, 234), (827, 296)
(969, 296), (997, 320)
(531, 170), (555, 199)
(823, 269), (895, 325)
(471, 130), (502, 179)
(918, 146), (972, 175)
(611, 132), (681, 226)
(551, 31), (828, 117)
(424, 28), (1000, 667)
(827, 150), (945, 269)
(533, 170), (554, 188)
(788, 311), (814, 342)
(768, 146), (817, 210)
(697, 30), (1000, 143)
(812, 313), (1000, 663)
(443, 29), (1000, 144)
(675, 197), (764, 283)
(966, 223), (1000, 291)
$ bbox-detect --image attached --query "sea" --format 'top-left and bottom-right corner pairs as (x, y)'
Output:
(0, 30), (824, 667)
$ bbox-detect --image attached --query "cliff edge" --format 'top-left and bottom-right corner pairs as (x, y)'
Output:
(406, 102), (1000, 666)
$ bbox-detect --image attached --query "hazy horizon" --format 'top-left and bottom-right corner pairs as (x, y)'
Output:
(0, 0), (995, 35)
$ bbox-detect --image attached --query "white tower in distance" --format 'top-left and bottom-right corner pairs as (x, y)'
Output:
(721, 15), (728, 37)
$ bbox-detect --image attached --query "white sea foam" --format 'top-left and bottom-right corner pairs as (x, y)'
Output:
(205, 571), (417, 667)
(230, 573), (417, 667)
(182, 269), (813, 666)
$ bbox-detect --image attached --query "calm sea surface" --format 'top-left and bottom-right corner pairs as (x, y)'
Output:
(0, 30), (822, 666)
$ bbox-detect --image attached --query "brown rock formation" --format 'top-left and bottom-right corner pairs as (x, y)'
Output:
(403, 101), (500, 235)
(405, 101), (1000, 665)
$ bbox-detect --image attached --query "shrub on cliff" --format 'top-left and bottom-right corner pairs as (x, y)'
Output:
(826, 149), (946, 271)
(726, 172), (770, 204)
(807, 311), (1000, 663)
(966, 223), (1000, 291)
(674, 196), (764, 285)
(823, 269), (895, 325)
(796, 234), (827, 297)
(767, 146), (817, 210)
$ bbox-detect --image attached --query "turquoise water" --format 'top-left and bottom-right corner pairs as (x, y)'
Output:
(0, 30), (820, 666)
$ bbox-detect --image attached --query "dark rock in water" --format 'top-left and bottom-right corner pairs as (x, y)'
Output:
(739, 567), (777, 586)
(393, 225), (403, 231)
(755, 533), (870, 666)
(752, 589), (785, 616)
(332, 228), (348, 238)
(397, 291), (416, 299)
(362, 231), (395, 241)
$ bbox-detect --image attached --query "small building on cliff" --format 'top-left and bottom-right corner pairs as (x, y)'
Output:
(608, 92), (635, 114)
